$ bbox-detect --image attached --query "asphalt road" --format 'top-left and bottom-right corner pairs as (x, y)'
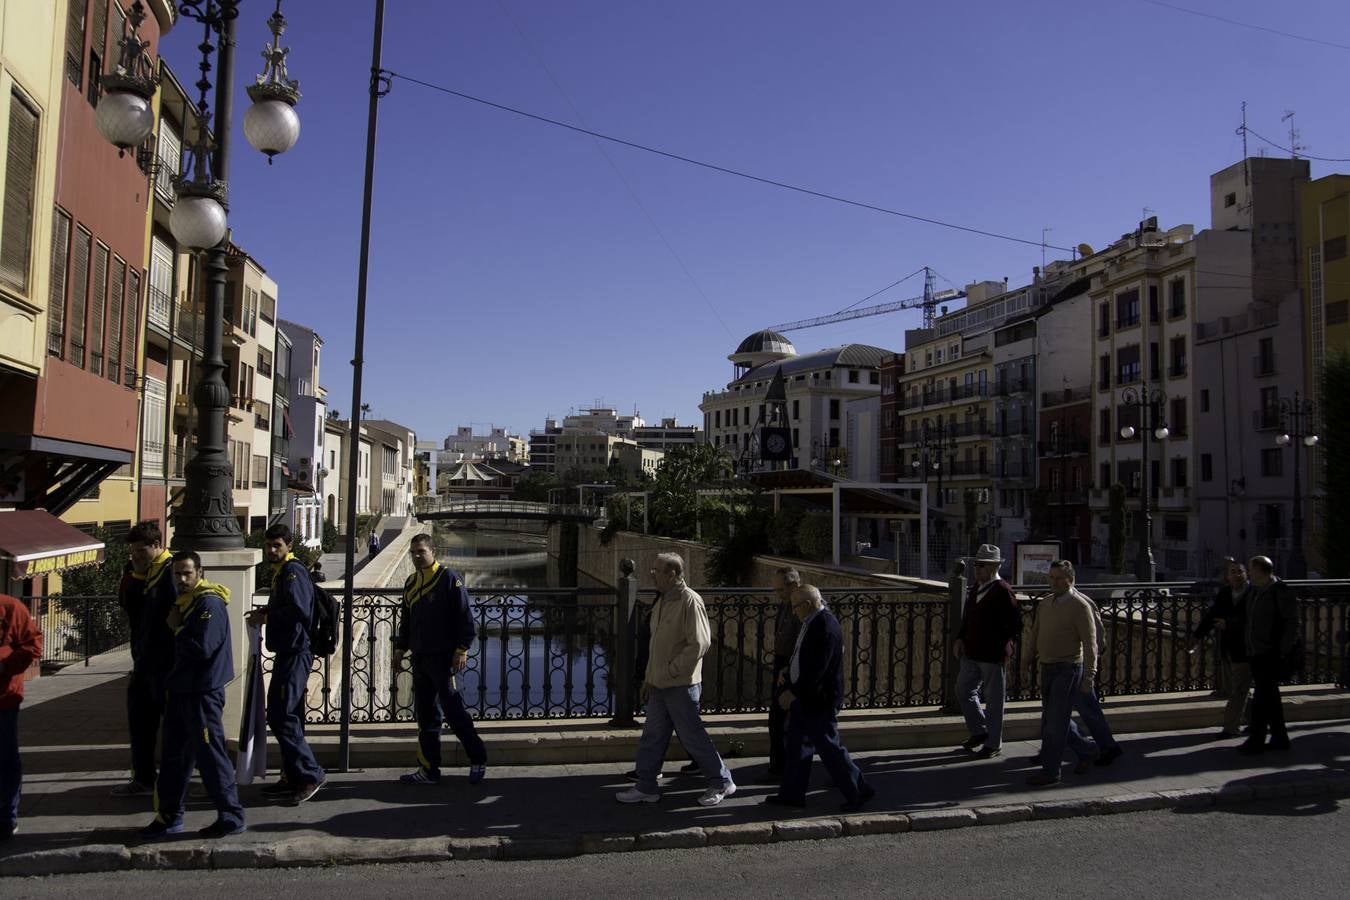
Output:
(6, 798), (1347, 899)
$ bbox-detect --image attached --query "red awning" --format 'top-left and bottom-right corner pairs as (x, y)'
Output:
(0, 510), (106, 581)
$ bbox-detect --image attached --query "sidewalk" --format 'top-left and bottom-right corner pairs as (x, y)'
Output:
(4, 653), (1349, 875)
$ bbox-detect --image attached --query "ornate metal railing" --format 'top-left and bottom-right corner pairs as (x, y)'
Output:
(23, 595), (129, 667)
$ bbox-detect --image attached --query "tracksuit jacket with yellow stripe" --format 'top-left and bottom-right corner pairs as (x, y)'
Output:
(395, 563), (475, 656)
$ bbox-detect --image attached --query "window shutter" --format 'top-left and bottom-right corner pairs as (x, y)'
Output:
(107, 2), (126, 63)
(124, 270), (140, 385)
(88, 0), (108, 102)
(48, 209), (72, 357)
(70, 227), (91, 368)
(90, 243), (108, 375)
(0, 92), (40, 294)
(108, 257), (125, 382)
(65, 0), (86, 86)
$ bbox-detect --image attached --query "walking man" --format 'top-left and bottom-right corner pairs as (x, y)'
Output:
(766, 584), (873, 812)
(1, 592), (42, 840)
(113, 521), (178, 796)
(1026, 560), (1098, 786)
(766, 567), (802, 780)
(393, 533), (487, 785)
(954, 544), (1021, 759)
(1060, 561), (1122, 767)
(1190, 557), (1251, 737)
(140, 552), (245, 838)
(617, 553), (736, 807)
(1239, 555), (1300, 755)
(244, 525), (325, 803)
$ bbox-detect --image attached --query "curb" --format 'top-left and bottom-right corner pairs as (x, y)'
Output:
(4, 772), (1348, 877)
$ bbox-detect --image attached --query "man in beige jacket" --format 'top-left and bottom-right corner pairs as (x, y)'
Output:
(1025, 560), (1098, 787)
(616, 553), (736, 807)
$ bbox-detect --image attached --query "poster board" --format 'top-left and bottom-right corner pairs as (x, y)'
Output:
(1013, 541), (1061, 586)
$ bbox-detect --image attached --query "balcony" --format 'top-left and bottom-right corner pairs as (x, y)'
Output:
(153, 155), (179, 203)
(1253, 353), (1277, 377)
(1047, 490), (1088, 506)
(947, 460), (989, 477)
(1167, 363), (1187, 377)
(1037, 438), (1089, 455)
(147, 285), (173, 333)
(1159, 486), (1191, 508)
(1041, 386), (1091, 409)
(174, 303), (200, 345)
(1116, 313), (1140, 329)
(270, 488), (287, 513)
(1252, 409), (1282, 431)
(996, 463), (1034, 481)
(272, 434), (289, 458)
(993, 379), (1032, 397)
(273, 374), (290, 399)
(994, 423), (1032, 438)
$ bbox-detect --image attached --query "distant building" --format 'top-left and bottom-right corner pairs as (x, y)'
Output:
(364, 419), (417, 516)
(442, 425), (527, 462)
(527, 407), (693, 474)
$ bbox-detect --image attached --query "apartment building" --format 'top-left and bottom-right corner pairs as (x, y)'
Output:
(278, 319), (327, 548)
(365, 419), (416, 516)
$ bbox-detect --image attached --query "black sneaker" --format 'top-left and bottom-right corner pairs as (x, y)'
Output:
(291, 780), (324, 804)
(840, 783), (876, 813)
(260, 780), (293, 797)
(139, 818), (184, 839)
(197, 819), (247, 838)
(1094, 746), (1123, 767)
(679, 761), (701, 775)
(960, 733), (989, 752)
(975, 746), (1002, 759)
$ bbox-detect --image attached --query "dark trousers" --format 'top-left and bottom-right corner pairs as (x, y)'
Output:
(1247, 654), (1288, 745)
(0, 708), (19, 830)
(126, 668), (165, 786)
(778, 701), (867, 804)
(154, 689), (244, 828)
(413, 653), (486, 776)
(267, 650), (324, 785)
(767, 656), (788, 772)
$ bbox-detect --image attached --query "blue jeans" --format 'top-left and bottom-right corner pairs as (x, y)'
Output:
(1039, 663), (1094, 777)
(956, 658), (1007, 749)
(634, 683), (730, 795)
(1074, 686), (1119, 752)
(0, 708), (19, 830)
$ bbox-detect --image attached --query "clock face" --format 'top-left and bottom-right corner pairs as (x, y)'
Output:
(766, 433), (787, 454)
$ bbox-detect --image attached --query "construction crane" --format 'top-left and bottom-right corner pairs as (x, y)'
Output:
(768, 266), (965, 333)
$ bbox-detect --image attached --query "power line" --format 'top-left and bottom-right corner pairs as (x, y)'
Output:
(383, 69), (1078, 254)
(1241, 125), (1350, 163)
(1138, 0), (1350, 52)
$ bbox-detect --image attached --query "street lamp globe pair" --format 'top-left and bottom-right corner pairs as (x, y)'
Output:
(95, 1), (302, 251)
(1118, 424), (1170, 441)
(1275, 432), (1320, 448)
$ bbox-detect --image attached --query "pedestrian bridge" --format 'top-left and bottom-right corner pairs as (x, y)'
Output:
(413, 497), (603, 523)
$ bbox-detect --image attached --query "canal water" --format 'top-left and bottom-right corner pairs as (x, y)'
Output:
(430, 524), (614, 717)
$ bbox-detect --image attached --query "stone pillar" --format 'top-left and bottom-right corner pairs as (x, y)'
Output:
(198, 548), (263, 743)
(608, 559), (639, 727)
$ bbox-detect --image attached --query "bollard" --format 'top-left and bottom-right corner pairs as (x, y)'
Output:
(608, 559), (639, 727)
(940, 558), (967, 714)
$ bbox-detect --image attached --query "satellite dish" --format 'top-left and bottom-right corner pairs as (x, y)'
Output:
(1077, 243), (1095, 258)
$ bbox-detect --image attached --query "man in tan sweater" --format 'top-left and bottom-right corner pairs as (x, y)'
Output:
(616, 553), (736, 807)
(1025, 560), (1098, 786)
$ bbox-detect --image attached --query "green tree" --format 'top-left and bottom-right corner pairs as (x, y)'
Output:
(796, 512), (834, 562)
(705, 503), (773, 585)
(513, 470), (559, 502)
(58, 525), (131, 657)
(649, 444), (734, 540)
(321, 518), (338, 553)
(1108, 483), (1127, 575)
(769, 505), (805, 557)
(1323, 351), (1350, 576)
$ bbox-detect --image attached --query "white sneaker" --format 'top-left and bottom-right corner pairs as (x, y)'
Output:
(615, 787), (660, 804)
(698, 780), (737, 807)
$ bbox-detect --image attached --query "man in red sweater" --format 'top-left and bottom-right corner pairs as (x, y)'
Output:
(953, 544), (1022, 759)
(1, 592), (43, 840)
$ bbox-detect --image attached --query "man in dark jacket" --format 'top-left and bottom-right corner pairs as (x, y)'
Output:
(766, 567), (802, 780)
(244, 524), (325, 803)
(392, 533), (486, 785)
(114, 521), (177, 797)
(765, 584), (873, 812)
(1239, 555), (1300, 755)
(140, 552), (244, 839)
(1190, 557), (1251, 737)
(954, 544), (1021, 759)
(1, 592), (42, 840)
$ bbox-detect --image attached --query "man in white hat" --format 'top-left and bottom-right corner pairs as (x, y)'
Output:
(953, 544), (1022, 758)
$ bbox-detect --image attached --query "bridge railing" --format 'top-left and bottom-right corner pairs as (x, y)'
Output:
(412, 497), (602, 519)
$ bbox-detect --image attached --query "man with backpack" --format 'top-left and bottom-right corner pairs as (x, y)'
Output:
(244, 525), (326, 803)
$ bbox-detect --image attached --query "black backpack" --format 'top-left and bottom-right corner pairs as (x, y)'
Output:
(308, 576), (340, 657)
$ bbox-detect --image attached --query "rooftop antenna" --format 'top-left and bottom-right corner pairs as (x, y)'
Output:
(1281, 110), (1304, 159)
(1041, 227), (1052, 271)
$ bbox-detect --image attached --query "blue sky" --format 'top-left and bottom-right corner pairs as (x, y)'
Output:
(159, 0), (1350, 444)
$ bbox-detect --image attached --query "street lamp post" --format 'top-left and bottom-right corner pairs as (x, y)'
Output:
(1275, 392), (1319, 579)
(97, 0), (301, 548)
(1118, 386), (1168, 582)
(910, 420), (955, 563)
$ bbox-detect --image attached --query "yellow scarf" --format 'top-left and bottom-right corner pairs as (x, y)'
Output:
(404, 562), (442, 607)
(270, 551), (297, 588)
(135, 549), (173, 586)
(170, 578), (231, 633)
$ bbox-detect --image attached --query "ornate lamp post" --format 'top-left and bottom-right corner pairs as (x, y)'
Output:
(1275, 392), (1318, 579)
(97, 1), (301, 548)
(1119, 386), (1168, 582)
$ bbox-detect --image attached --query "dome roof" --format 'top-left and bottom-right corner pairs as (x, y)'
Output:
(735, 329), (795, 356)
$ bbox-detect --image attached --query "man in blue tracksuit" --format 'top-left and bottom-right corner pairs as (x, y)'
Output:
(140, 551), (244, 838)
(245, 524), (325, 803)
(392, 533), (487, 785)
(114, 521), (179, 796)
